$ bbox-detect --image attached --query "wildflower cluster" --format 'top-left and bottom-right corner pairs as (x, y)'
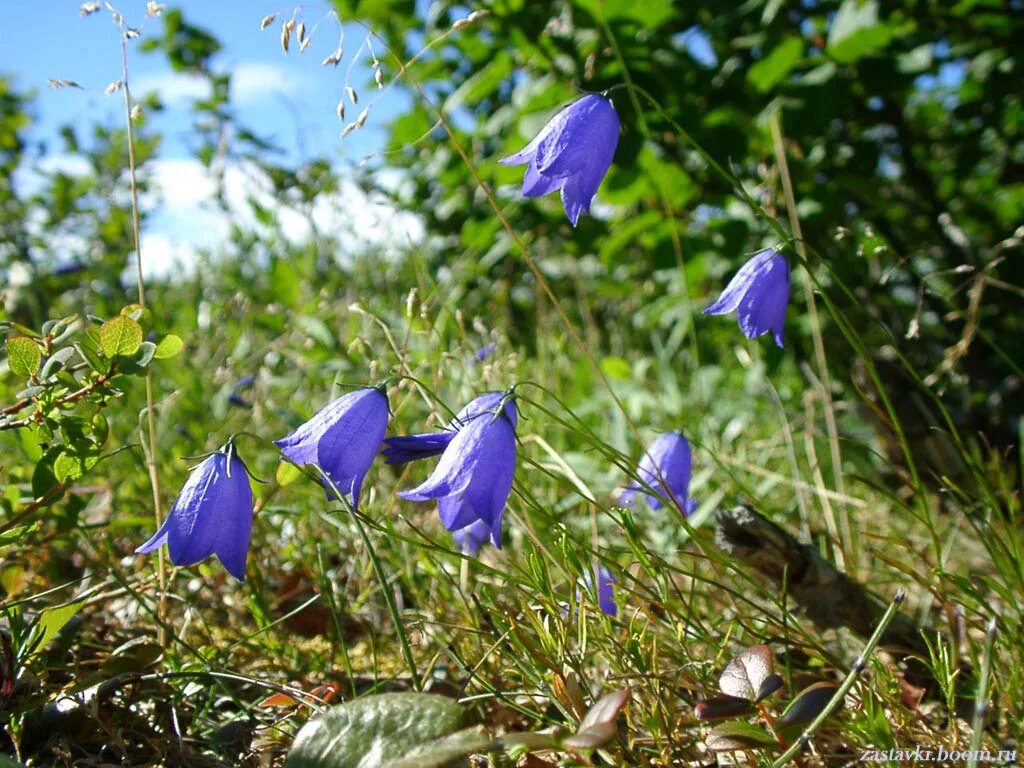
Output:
(137, 91), (797, 621)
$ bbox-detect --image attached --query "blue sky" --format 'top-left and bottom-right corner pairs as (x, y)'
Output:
(2, 1), (422, 275)
(2, 0), (411, 163)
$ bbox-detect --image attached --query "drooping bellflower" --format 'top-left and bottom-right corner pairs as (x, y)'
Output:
(398, 397), (517, 550)
(275, 386), (389, 509)
(590, 564), (618, 617)
(452, 519), (492, 557)
(570, 564), (618, 618)
(500, 93), (620, 226)
(704, 248), (790, 348)
(621, 432), (698, 515)
(382, 391), (518, 467)
(136, 447), (253, 581)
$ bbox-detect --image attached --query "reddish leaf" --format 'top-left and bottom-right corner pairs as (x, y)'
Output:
(578, 688), (630, 730)
(694, 694), (757, 721)
(563, 721), (617, 750)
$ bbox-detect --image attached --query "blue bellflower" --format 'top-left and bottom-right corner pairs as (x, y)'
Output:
(452, 519), (492, 556)
(275, 386), (389, 509)
(589, 564), (618, 617)
(398, 400), (517, 549)
(382, 391), (518, 467)
(500, 93), (620, 226)
(704, 248), (790, 348)
(136, 449), (253, 581)
(621, 432), (698, 515)
(570, 564), (618, 618)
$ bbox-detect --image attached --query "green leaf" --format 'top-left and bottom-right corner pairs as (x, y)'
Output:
(40, 347), (76, 379)
(705, 720), (777, 751)
(284, 693), (468, 768)
(572, 0), (674, 28)
(153, 334), (184, 359)
(6, 337), (41, 377)
(53, 448), (101, 483)
(31, 447), (62, 501)
(600, 356), (631, 381)
(276, 460), (303, 487)
(120, 303), (154, 330)
(826, 0), (892, 63)
(99, 315), (143, 357)
(385, 728), (491, 768)
(777, 682), (840, 730)
(294, 316), (336, 350)
(74, 340), (110, 374)
(270, 259), (301, 307)
(747, 37), (803, 93)
(30, 600), (85, 658)
(897, 44), (933, 74)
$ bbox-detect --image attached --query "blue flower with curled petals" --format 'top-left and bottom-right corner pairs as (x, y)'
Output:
(500, 93), (620, 226)
(399, 399), (517, 550)
(275, 386), (389, 509)
(136, 447), (253, 581)
(621, 432), (698, 515)
(382, 391), (518, 467)
(704, 248), (790, 348)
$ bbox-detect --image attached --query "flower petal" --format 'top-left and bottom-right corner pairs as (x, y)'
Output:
(534, 95), (618, 178)
(315, 389), (389, 507)
(522, 163), (564, 198)
(382, 432), (456, 466)
(735, 255), (789, 347)
(165, 454), (224, 566)
(209, 460), (253, 581)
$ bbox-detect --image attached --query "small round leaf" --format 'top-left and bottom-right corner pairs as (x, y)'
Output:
(99, 315), (143, 358)
(154, 333), (184, 359)
(7, 337), (42, 377)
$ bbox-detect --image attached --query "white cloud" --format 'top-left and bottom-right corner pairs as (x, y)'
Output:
(131, 62), (301, 108)
(139, 157), (423, 276)
(132, 71), (209, 104)
(231, 62), (295, 104)
(139, 232), (196, 280)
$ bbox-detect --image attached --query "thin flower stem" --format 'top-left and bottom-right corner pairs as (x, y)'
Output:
(769, 113), (852, 570)
(321, 471), (421, 691)
(118, 24), (166, 639)
(770, 590), (907, 768)
(967, 617), (998, 766)
(394, 74), (645, 448)
(597, 11), (706, 407)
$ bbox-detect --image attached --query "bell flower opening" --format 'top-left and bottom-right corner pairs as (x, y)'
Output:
(382, 390), (518, 467)
(398, 401), (517, 550)
(621, 431), (698, 515)
(500, 93), (620, 226)
(704, 248), (790, 348)
(136, 449), (254, 581)
(275, 386), (389, 509)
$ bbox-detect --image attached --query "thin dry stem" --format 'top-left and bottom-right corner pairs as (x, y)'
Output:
(119, 22), (167, 637)
(770, 113), (853, 573)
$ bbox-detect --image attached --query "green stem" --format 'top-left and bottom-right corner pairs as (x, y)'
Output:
(770, 590), (906, 767)
(117, 17), (167, 641)
(967, 617), (998, 766)
(319, 469), (421, 690)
